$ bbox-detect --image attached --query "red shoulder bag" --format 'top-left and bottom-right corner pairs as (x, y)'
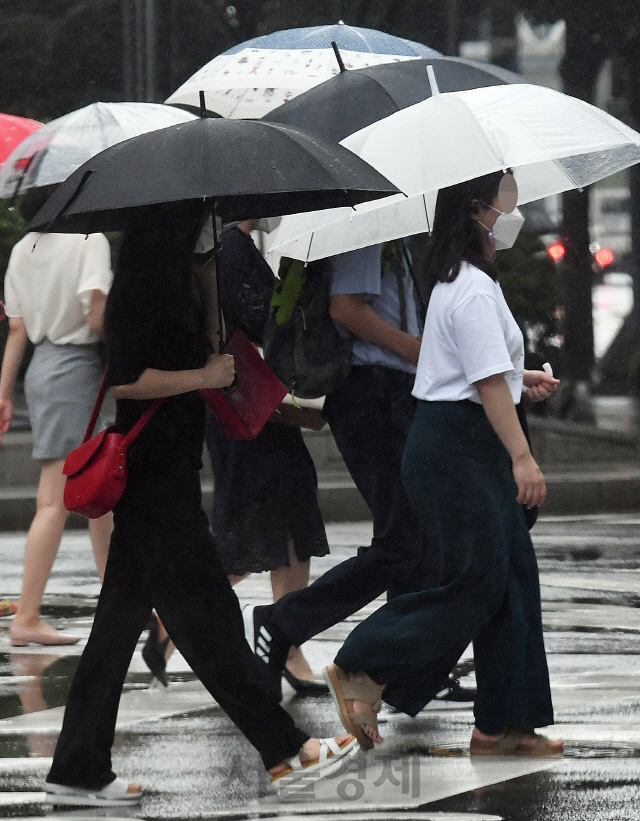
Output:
(63, 371), (163, 518)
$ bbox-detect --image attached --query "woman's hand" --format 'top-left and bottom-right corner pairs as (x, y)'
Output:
(201, 353), (235, 389)
(523, 370), (560, 403)
(512, 452), (546, 508)
(0, 398), (13, 441)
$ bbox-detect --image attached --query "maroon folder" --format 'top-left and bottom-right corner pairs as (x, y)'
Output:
(201, 330), (288, 440)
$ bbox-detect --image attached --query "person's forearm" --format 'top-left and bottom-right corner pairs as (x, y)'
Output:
(330, 295), (420, 364)
(0, 321), (28, 400)
(111, 367), (207, 400)
(475, 373), (530, 461)
(86, 290), (107, 336)
(195, 259), (222, 352)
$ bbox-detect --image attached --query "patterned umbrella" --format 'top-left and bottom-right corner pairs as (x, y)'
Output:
(166, 23), (439, 119)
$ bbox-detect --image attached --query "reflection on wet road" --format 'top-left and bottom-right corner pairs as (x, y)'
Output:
(3, 517), (640, 819)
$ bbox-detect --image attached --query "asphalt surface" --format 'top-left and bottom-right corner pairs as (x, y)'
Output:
(2, 516), (640, 819)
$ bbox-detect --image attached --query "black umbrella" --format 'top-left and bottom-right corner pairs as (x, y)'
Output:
(28, 116), (399, 234)
(263, 56), (524, 144)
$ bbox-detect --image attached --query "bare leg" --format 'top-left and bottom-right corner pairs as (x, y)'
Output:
(271, 539), (315, 681)
(10, 460), (77, 642)
(229, 573), (250, 585)
(88, 512), (113, 582)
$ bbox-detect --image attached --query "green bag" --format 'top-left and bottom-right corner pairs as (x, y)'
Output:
(263, 257), (352, 399)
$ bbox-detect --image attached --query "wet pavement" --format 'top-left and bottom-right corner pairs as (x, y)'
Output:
(2, 516), (640, 819)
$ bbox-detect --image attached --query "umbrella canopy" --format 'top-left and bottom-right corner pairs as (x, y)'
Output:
(166, 25), (439, 120)
(266, 82), (640, 262)
(27, 117), (399, 235)
(0, 113), (42, 168)
(264, 57), (523, 144)
(221, 23), (439, 56)
(0, 102), (197, 199)
(165, 49), (422, 119)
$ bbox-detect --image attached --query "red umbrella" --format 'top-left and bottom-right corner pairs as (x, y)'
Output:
(0, 113), (42, 168)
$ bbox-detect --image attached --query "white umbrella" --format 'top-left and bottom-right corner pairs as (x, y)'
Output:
(165, 47), (417, 119)
(265, 82), (640, 261)
(0, 102), (197, 198)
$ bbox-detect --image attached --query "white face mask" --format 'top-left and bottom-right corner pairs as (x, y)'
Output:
(478, 204), (525, 254)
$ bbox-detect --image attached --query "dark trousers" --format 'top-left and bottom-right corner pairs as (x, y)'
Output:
(334, 401), (554, 733)
(271, 365), (425, 647)
(47, 476), (308, 789)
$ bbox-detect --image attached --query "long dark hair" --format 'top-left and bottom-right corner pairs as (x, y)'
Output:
(104, 202), (208, 342)
(419, 170), (508, 295)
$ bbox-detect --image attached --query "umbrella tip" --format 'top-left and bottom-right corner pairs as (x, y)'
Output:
(331, 41), (347, 72)
(426, 65), (440, 96)
(199, 90), (208, 118)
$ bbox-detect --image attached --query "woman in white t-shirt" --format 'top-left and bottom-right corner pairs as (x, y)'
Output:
(0, 186), (113, 647)
(323, 170), (564, 757)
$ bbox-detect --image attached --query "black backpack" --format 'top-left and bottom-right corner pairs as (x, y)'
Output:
(263, 256), (353, 399)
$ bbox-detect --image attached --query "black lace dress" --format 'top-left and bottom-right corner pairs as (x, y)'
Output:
(205, 226), (329, 576)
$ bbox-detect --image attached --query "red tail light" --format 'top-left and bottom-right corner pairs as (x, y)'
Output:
(548, 241), (566, 261)
(594, 248), (615, 267)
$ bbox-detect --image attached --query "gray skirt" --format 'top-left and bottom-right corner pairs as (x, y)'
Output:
(24, 340), (103, 461)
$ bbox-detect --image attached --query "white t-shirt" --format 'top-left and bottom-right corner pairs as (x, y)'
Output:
(412, 261), (524, 405)
(4, 232), (112, 345)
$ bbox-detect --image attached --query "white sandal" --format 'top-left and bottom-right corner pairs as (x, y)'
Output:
(46, 776), (143, 806)
(270, 735), (358, 792)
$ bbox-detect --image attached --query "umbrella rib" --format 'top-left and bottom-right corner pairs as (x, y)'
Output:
(422, 193), (431, 233)
(305, 231), (314, 262)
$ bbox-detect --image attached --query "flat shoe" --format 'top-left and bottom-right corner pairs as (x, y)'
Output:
(270, 735), (358, 794)
(323, 664), (383, 751)
(46, 776), (142, 806)
(470, 730), (564, 758)
(10, 623), (80, 647)
(283, 665), (329, 696)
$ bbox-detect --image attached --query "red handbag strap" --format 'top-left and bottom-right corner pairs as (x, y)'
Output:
(83, 367), (164, 447)
(83, 369), (110, 443)
(121, 398), (164, 448)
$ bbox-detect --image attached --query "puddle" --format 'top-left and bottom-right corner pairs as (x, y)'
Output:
(0, 653), (79, 722)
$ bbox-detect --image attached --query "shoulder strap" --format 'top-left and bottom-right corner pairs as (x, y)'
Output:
(83, 367), (164, 447)
(83, 369), (109, 443)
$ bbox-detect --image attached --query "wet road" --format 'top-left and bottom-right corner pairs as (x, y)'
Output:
(2, 515), (640, 819)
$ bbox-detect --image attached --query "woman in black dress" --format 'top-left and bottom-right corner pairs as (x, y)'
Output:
(208, 220), (330, 691)
(44, 207), (355, 806)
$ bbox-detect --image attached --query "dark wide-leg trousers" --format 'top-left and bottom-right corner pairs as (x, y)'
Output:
(47, 474), (308, 790)
(335, 400), (554, 734)
(271, 365), (425, 647)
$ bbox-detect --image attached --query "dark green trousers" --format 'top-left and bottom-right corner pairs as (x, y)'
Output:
(334, 400), (554, 734)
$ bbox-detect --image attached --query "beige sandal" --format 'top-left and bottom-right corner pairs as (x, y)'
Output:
(470, 729), (564, 758)
(323, 664), (383, 751)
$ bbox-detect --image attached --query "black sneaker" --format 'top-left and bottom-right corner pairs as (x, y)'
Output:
(434, 676), (476, 702)
(242, 604), (289, 701)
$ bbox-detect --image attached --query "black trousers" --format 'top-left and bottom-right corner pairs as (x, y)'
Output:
(47, 471), (308, 790)
(335, 400), (554, 733)
(271, 365), (425, 647)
